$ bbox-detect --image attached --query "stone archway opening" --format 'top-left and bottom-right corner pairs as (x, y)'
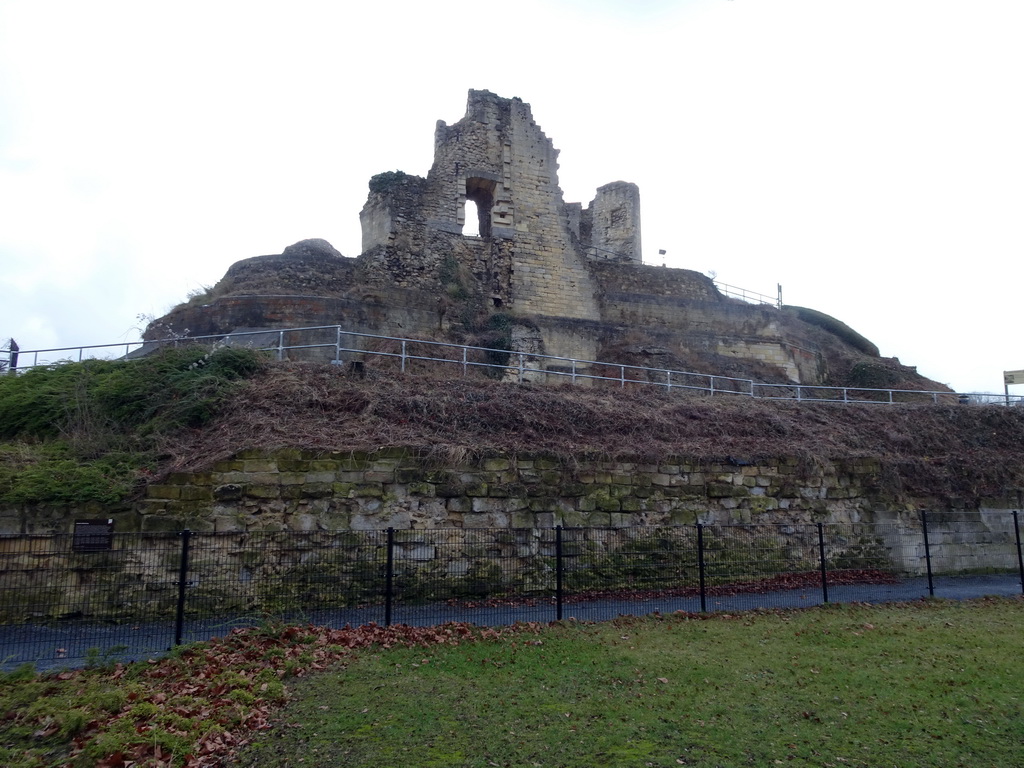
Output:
(463, 199), (481, 237)
(465, 177), (496, 239)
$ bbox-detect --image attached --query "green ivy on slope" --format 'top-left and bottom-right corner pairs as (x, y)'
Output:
(0, 346), (266, 505)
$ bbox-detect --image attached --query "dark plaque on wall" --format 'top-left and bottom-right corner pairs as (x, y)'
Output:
(73, 519), (114, 552)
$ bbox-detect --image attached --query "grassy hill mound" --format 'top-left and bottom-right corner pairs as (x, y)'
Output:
(3, 349), (1024, 507)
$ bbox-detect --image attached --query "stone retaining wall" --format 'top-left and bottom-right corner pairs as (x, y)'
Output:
(4, 449), (1010, 537)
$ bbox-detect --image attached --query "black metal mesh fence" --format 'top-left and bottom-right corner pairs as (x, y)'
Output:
(0, 533), (182, 667)
(1, 515), (1022, 669)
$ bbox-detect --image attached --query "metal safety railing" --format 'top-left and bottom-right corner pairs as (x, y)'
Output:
(6, 325), (1021, 406)
(713, 280), (781, 308)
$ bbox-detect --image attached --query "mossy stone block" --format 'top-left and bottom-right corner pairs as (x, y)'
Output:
(436, 484), (466, 498)
(511, 510), (539, 528)
(352, 483), (384, 498)
(301, 483), (334, 499)
(245, 485), (280, 500)
(179, 486), (213, 502)
(147, 485), (181, 500)
(707, 483), (746, 499)
(407, 482), (436, 497)
(396, 468), (425, 483)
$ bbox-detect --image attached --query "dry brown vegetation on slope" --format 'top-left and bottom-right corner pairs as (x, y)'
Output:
(160, 363), (1024, 504)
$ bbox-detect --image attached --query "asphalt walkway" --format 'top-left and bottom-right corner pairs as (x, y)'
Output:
(2, 574), (1020, 671)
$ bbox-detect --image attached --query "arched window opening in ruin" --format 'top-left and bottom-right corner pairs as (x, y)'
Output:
(463, 200), (481, 237)
(465, 177), (496, 239)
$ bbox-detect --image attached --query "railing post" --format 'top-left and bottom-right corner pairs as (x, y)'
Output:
(555, 525), (563, 621)
(400, 341), (406, 373)
(1014, 511), (1024, 595)
(174, 529), (192, 647)
(571, 359), (577, 385)
(666, 371), (672, 391)
(384, 527), (395, 626)
(277, 331), (284, 361)
(796, 385), (802, 402)
(709, 376), (715, 396)
(921, 511), (934, 596)
(335, 326), (342, 363)
(462, 346), (468, 377)
(620, 365), (626, 388)
(518, 353), (525, 384)
(817, 523), (829, 604)
(697, 524), (707, 613)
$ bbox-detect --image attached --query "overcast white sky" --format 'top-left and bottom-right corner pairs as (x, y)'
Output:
(1, 0), (1021, 393)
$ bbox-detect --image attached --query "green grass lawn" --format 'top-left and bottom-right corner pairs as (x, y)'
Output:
(237, 599), (1024, 768)
(2, 598), (1022, 767)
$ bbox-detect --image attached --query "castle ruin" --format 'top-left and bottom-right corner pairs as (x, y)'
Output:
(148, 89), (936, 392)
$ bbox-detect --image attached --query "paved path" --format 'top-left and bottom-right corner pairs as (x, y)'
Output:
(2, 574), (1020, 671)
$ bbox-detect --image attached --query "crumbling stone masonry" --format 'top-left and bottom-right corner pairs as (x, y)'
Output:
(147, 90), (942, 391)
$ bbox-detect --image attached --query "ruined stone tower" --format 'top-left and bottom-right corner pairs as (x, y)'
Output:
(147, 89), (940, 393)
(359, 90), (649, 360)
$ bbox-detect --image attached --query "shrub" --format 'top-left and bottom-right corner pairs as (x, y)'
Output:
(0, 346), (266, 505)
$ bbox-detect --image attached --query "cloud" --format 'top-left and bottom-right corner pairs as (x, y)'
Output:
(1, 0), (1022, 393)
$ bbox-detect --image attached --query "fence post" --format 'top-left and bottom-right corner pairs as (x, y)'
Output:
(335, 326), (342, 363)
(709, 376), (715, 397)
(921, 511), (934, 597)
(400, 341), (407, 374)
(620, 365), (625, 388)
(384, 527), (395, 626)
(817, 523), (829, 604)
(555, 525), (563, 621)
(462, 346), (467, 377)
(697, 524), (707, 613)
(174, 529), (192, 647)
(518, 353), (525, 384)
(1014, 511), (1024, 595)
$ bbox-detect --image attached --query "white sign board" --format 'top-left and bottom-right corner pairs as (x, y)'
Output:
(1004, 370), (1024, 385)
